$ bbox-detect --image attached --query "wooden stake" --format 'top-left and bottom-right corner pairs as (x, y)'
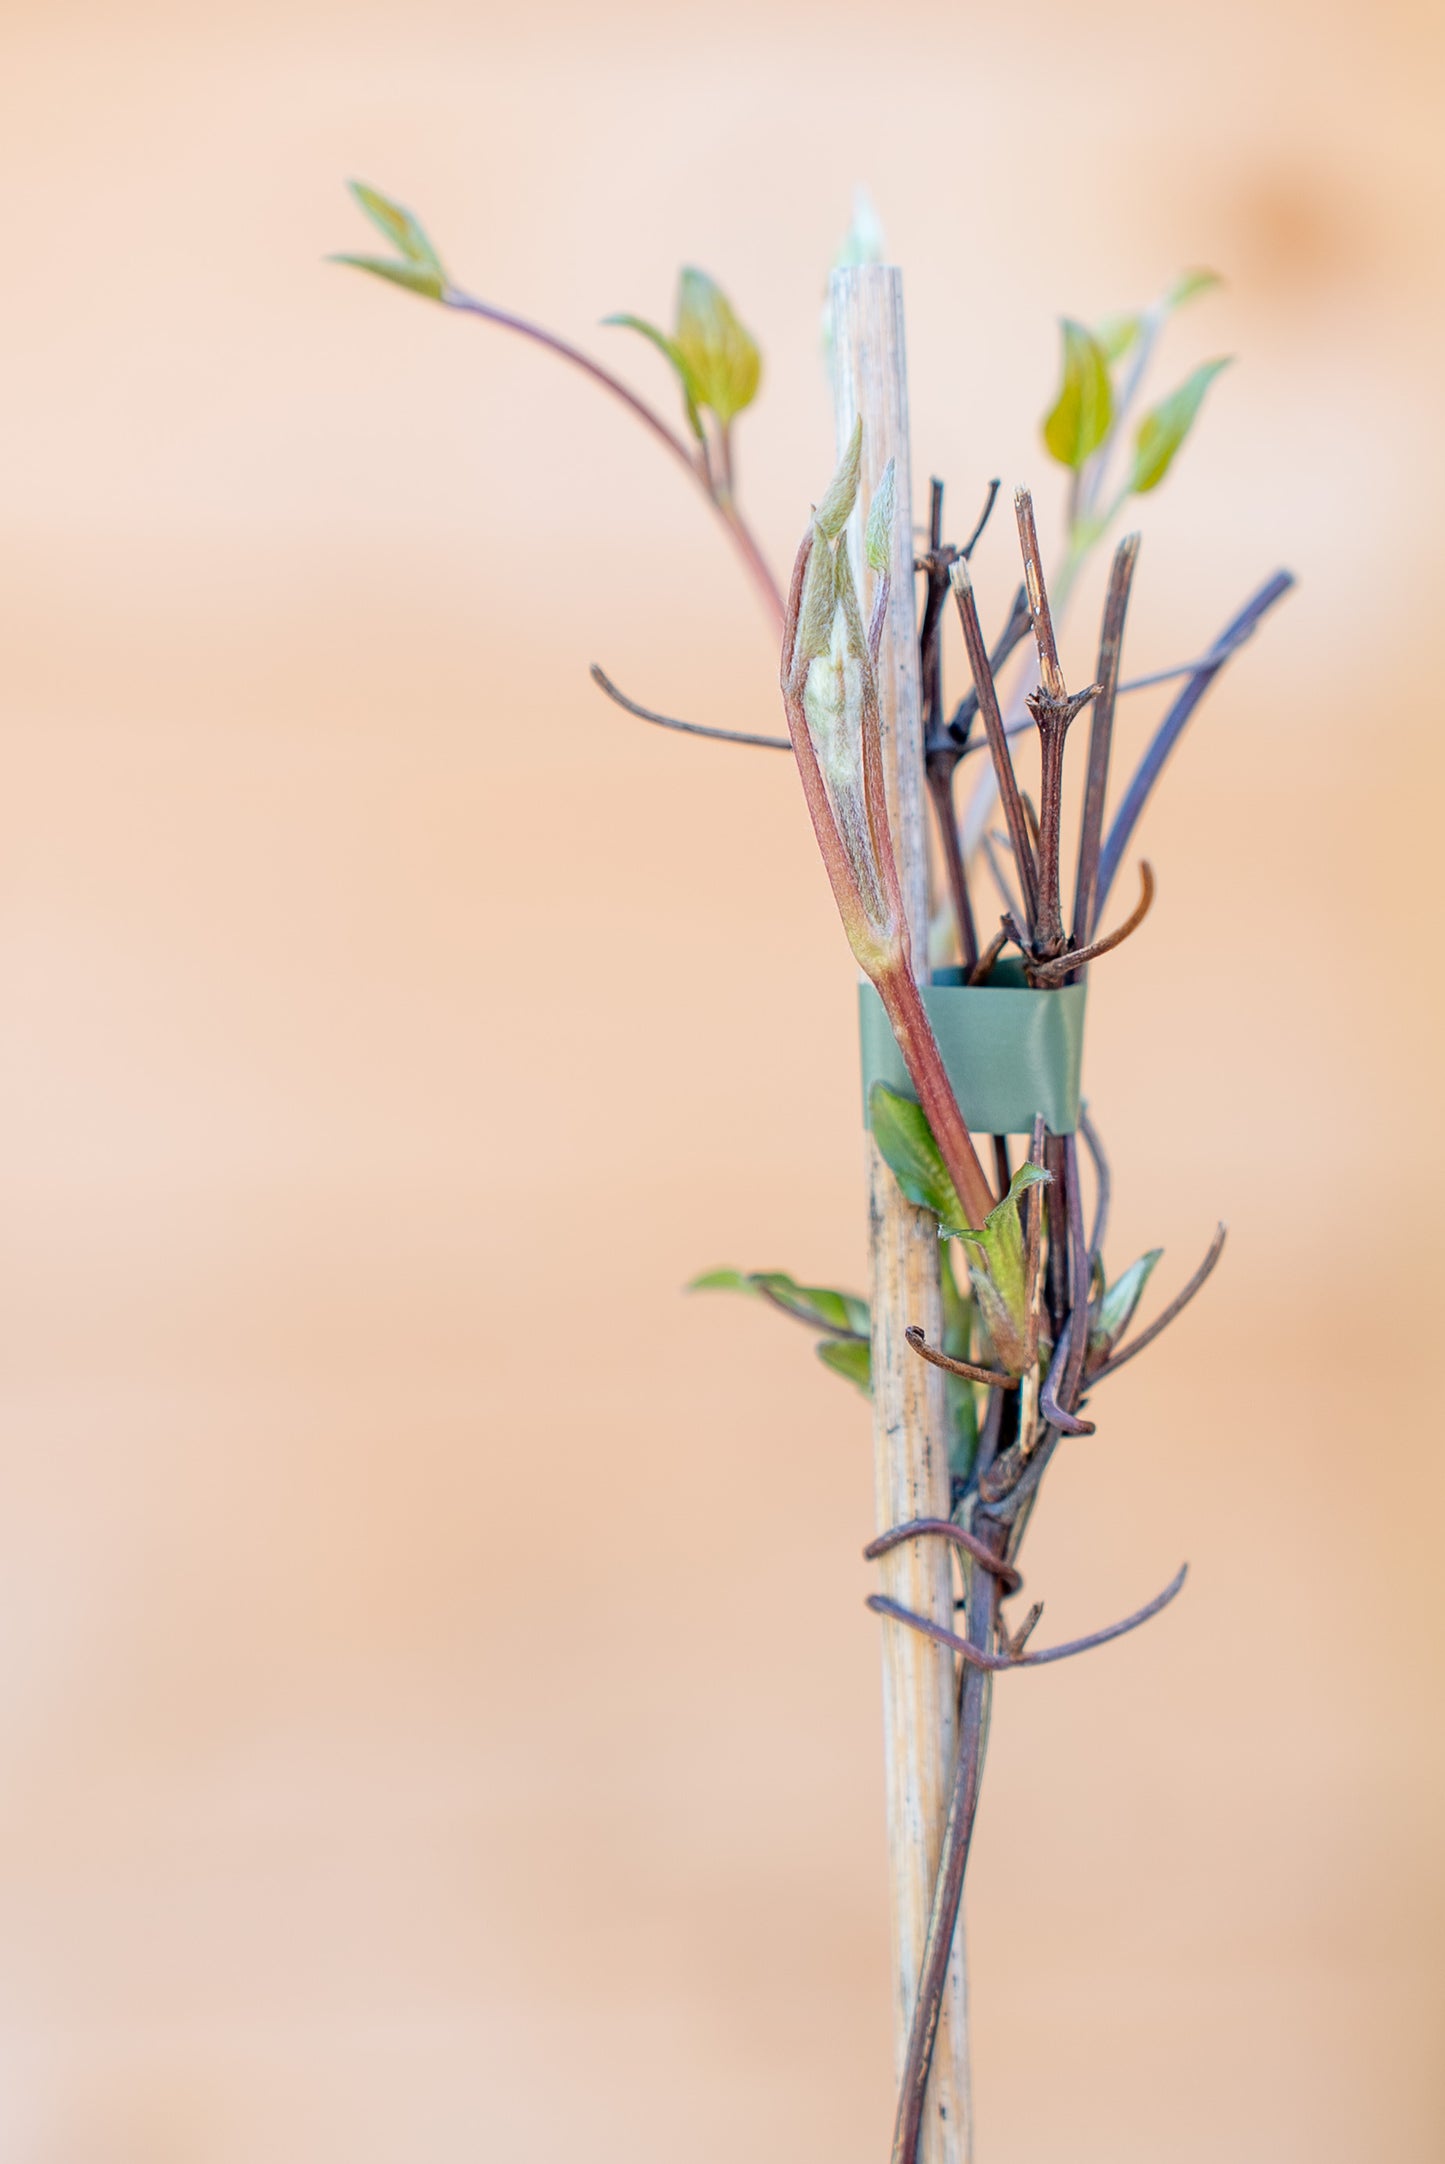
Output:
(831, 265), (974, 2164)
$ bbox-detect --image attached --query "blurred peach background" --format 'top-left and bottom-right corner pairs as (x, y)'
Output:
(0, 0), (1441, 2157)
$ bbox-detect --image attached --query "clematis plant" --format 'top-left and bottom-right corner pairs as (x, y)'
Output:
(332, 180), (1293, 2164)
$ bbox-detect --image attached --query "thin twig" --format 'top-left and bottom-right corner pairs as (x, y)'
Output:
(1031, 861), (1156, 987)
(927, 763), (980, 971)
(950, 559), (1040, 931)
(881, 1542), (1187, 2164)
(1040, 1317), (1096, 1436)
(1001, 1602), (1044, 1658)
(1089, 1224), (1227, 1382)
(903, 1325), (1017, 1389)
(754, 1283), (867, 1341)
(968, 925), (1010, 986)
(1013, 488), (1065, 701)
(1095, 571), (1296, 918)
(1061, 1133), (1092, 1409)
(1073, 535), (1141, 950)
(1015, 490), (1096, 957)
(946, 584), (1032, 747)
(887, 1507), (1008, 2164)
(863, 1516), (1023, 1592)
(981, 834), (1026, 930)
(1042, 1132), (1069, 1338)
(960, 477), (1002, 560)
(867, 1560), (1187, 1671)
(1079, 1104), (1111, 1263)
(590, 665), (792, 749)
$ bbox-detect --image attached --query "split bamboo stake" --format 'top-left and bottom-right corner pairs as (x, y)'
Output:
(831, 264), (974, 2164)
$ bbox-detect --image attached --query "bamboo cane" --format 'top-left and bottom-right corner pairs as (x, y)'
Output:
(831, 265), (974, 2164)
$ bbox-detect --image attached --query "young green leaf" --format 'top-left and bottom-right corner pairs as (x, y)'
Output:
(1042, 320), (1114, 470)
(1088, 1249), (1163, 1356)
(672, 267), (761, 426)
(955, 1161), (1051, 1375)
(1128, 358), (1232, 493)
(816, 1337), (872, 1393)
(330, 253), (448, 302)
(814, 416), (862, 542)
(865, 458), (896, 574)
(688, 1267), (869, 1337)
(868, 1084), (970, 1235)
(347, 181), (446, 272)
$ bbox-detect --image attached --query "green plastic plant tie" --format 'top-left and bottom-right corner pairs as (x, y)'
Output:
(858, 961), (1086, 1136)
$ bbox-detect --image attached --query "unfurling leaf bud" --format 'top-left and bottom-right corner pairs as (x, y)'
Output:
(1088, 1249), (1163, 1358)
(954, 1159), (1052, 1374)
(672, 268), (762, 425)
(331, 180), (449, 303)
(866, 458), (896, 574)
(814, 417), (862, 540)
(610, 269), (762, 440)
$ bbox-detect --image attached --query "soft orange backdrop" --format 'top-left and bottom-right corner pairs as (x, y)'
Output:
(0, 1), (1440, 2157)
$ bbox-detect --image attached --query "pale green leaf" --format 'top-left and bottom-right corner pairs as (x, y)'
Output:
(346, 181), (445, 274)
(956, 1161), (1051, 1375)
(1128, 358), (1232, 493)
(1089, 1249), (1163, 1355)
(330, 253), (447, 302)
(689, 1267), (869, 1338)
(814, 416), (862, 541)
(1042, 320), (1113, 469)
(816, 1337), (872, 1393)
(673, 267), (761, 425)
(865, 459), (896, 574)
(868, 1083), (969, 1235)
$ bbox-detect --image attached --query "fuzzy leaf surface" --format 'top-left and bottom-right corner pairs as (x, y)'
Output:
(956, 1161), (1051, 1375)
(1089, 1248), (1163, 1355)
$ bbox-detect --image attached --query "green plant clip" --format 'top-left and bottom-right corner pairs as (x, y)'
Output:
(858, 960), (1087, 1137)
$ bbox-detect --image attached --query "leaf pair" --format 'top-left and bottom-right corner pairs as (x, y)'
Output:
(1042, 269), (1228, 496)
(868, 1084), (1048, 1377)
(688, 1268), (871, 1393)
(607, 270), (761, 446)
(331, 180), (449, 303)
(688, 1253), (976, 1476)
